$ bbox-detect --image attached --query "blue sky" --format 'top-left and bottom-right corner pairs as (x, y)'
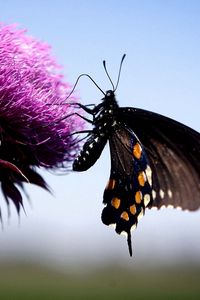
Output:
(0, 0), (200, 268)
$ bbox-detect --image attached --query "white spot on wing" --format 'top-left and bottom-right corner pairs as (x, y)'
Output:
(138, 208), (144, 220)
(159, 189), (165, 199)
(176, 206), (182, 211)
(167, 189), (173, 198)
(120, 231), (128, 237)
(151, 207), (158, 210)
(145, 165), (152, 186)
(131, 224), (136, 232)
(167, 205), (174, 209)
(152, 190), (156, 200)
(160, 205), (167, 210)
(144, 194), (151, 207)
(109, 223), (116, 229)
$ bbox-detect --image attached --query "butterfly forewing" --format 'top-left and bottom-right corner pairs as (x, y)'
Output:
(117, 107), (200, 211)
(101, 125), (152, 255)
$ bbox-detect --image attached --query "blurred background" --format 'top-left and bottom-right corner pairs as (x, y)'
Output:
(0, 0), (200, 298)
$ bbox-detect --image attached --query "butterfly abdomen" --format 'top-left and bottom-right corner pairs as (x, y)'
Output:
(73, 134), (107, 171)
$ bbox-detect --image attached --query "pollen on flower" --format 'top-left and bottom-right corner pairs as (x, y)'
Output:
(0, 23), (83, 216)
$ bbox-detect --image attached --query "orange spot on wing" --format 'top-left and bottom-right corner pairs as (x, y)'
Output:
(106, 179), (116, 190)
(129, 204), (137, 215)
(135, 191), (142, 204)
(138, 172), (146, 186)
(120, 211), (129, 221)
(133, 143), (142, 159)
(111, 197), (121, 209)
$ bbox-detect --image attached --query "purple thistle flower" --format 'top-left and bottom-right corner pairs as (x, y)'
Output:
(0, 23), (83, 214)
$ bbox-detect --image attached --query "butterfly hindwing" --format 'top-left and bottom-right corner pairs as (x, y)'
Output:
(117, 107), (200, 211)
(101, 125), (152, 255)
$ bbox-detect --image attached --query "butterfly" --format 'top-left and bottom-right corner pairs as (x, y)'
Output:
(72, 55), (200, 256)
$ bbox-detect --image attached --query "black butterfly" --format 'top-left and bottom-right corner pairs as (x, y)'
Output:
(72, 55), (200, 256)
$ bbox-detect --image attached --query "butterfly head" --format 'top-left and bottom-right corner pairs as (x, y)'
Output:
(101, 90), (118, 105)
(105, 90), (114, 98)
(102, 90), (115, 100)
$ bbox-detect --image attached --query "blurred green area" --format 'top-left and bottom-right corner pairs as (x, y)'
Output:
(0, 262), (200, 299)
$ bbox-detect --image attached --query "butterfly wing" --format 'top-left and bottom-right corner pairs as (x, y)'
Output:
(117, 107), (200, 211)
(101, 125), (152, 256)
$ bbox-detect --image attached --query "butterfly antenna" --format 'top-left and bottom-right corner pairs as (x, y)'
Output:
(114, 54), (126, 92)
(65, 73), (106, 102)
(103, 59), (115, 91)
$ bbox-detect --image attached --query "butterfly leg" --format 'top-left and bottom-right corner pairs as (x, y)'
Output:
(71, 102), (105, 116)
(68, 130), (93, 136)
(69, 102), (96, 114)
(69, 133), (91, 147)
(58, 112), (94, 124)
(70, 102), (95, 108)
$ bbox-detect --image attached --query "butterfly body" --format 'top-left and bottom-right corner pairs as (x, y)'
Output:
(73, 90), (119, 171)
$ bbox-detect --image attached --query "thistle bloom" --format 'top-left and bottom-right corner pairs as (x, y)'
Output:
(0, 24), (82, 214)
